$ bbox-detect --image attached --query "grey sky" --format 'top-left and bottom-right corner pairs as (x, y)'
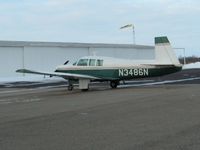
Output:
(0, 0), (199, 56)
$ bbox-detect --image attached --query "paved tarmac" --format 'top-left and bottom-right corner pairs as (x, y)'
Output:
(0, 82), (200, 150)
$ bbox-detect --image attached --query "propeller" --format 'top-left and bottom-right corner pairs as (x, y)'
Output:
(64, 60), (69, 65)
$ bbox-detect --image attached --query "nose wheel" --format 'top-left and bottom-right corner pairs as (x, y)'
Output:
(110, 81), (119, 89)
(68, 84), (74, 91)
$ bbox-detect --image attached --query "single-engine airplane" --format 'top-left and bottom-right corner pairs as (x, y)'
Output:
(16, 36), (182, 91)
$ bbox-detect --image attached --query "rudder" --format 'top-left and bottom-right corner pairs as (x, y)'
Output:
(155, 36), (180, 65)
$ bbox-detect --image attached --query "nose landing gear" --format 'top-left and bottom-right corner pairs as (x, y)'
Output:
(110, 81), (119, 89)
(68, 84), (74, 91)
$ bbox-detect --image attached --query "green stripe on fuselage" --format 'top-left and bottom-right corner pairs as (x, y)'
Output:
(55, 65), (182, 81)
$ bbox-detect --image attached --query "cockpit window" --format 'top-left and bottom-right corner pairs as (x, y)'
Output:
(89, 59), (96, 66)
(77, 59), (88, 66)
(76, 58), (103, 66)
(96, 59), (103, 66)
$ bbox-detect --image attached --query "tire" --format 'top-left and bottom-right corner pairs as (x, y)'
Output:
(110, 81), (119, 88)
(68, 84), (73, 91)
(81, 89), (89, 92)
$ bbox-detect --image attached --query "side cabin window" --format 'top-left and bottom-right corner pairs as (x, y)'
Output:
(76, 58), (103, 66)
(96, 59), (103, 66)
(77, 59), (88, 66)
(89, 59), (96, 66)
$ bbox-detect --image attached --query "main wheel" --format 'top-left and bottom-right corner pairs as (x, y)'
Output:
(81, 89), (89, 92)
(110, 81), (119, 89)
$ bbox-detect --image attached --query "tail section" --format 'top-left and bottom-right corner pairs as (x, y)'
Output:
(155, 36), (180, 65)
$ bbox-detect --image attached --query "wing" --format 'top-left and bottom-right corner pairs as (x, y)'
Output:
(16, 69), (100, 80)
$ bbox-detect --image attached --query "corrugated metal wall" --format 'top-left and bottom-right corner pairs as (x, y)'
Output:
(0, 47), (24, 77)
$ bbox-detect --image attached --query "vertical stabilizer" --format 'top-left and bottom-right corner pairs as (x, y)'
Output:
(155, 36), (180, 65)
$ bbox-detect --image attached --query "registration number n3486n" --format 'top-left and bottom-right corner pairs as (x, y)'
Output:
(119, 68), (149, 77)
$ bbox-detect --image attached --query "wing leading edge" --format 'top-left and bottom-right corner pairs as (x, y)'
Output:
(16, 69), (100, 80)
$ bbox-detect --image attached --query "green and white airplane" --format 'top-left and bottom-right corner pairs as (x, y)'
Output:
(16, 36), (182, 91)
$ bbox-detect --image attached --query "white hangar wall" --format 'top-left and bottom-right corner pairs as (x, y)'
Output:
(24, 47), (89, 72)
(90, 47), (154, 60)
(0, 47), (24, 77)
(0, 41), (154, 77)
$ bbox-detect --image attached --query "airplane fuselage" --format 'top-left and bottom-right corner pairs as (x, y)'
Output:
(55, 65), (182, 81)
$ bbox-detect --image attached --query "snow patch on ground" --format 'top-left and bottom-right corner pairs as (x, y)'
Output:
(183, 62), (200, 69)
(0, 76), (65, 84)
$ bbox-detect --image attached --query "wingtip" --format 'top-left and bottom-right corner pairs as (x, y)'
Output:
(16, 69), (22, 73)
(16, 69), (26, 73)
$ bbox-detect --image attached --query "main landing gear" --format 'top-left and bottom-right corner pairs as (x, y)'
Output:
(67, 80), (119, 91)
(110, 81), (119, 89)
(67, 79), (90, 91)
(67, 84), (89, 91)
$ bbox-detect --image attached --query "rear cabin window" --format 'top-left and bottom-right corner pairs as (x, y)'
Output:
(77, 59), (88, 66)
(96, 59), (103, 66)
(89, 59), (96, 66)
